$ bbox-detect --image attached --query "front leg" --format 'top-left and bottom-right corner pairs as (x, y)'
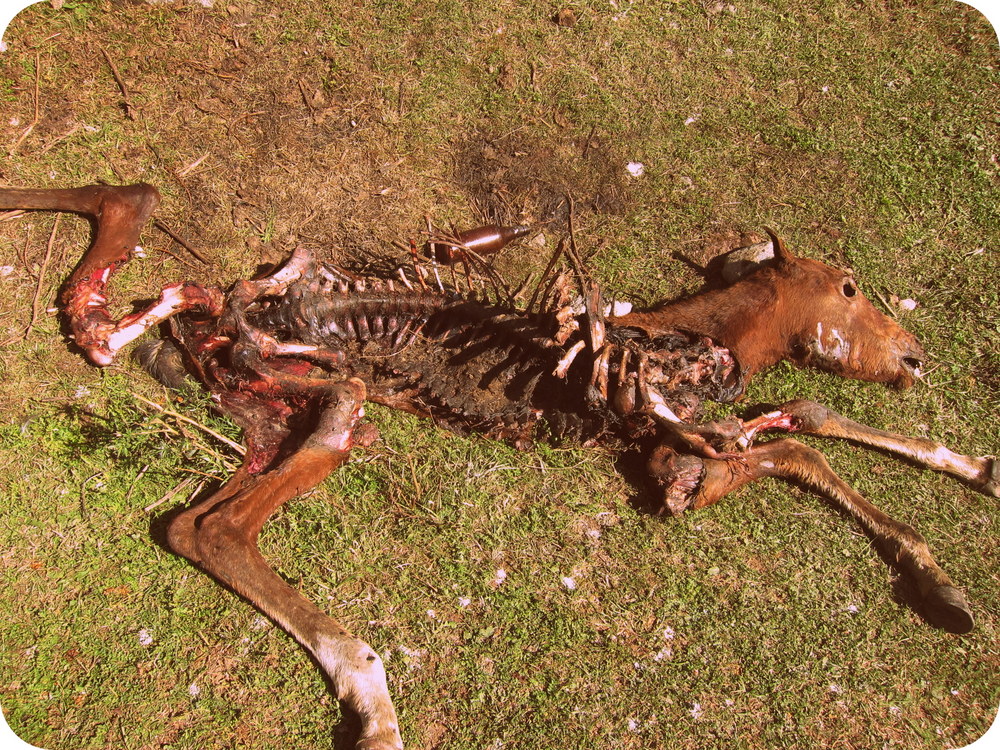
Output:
(647, 438), (974, 633)
(166, 379), (403, 749)
(742, 400), (997, 497)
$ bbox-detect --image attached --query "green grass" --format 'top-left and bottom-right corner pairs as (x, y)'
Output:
(1, 1), (998, 749)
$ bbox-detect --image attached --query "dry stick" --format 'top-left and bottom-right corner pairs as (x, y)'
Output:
(8, 52), (41, 156)
(151, 242), (201, 270)
(175, 152), (210, 178)
(153, 219), (210, 264)
(581, 124), (596, 158)
(130, 392), (246, 457)
(100, 46), (137, 120)
(38, 123), (83, 154)
(18, 215), (60, 343)
(297, 79), (316, 119)
(143, 476), (195, 514)
(123, 463), (151, 504)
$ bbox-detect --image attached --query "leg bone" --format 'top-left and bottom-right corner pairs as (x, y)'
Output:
(0, 184), (224, 365)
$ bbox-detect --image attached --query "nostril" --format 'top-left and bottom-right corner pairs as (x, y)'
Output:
(902, 356), (922, 372)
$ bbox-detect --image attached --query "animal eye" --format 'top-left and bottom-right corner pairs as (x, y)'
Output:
(842, 281), (857, 297)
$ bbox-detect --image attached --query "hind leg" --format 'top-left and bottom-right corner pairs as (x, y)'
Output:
(166, 379), (403, 749)
(648, 438), (973, 633)
(0, 184), (224, 365)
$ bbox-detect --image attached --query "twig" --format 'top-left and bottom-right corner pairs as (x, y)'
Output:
(100, 46), (138, 120)
(124, 463), (151, 504)
(130, 392), (245, 456)
(21, 215), (60, 341)
(153, 219), (210, 264)
(8, 52), (41, 155)
(38, 123), (83, 154)
(143, 477), (195, 513)
(298, 79), (315, 119)
(151, 242), (202, 270)
(581, 124), (596, 158)
(175, 152), (210, 178)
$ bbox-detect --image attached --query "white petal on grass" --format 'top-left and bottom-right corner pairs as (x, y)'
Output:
(626, 161), (645, 177)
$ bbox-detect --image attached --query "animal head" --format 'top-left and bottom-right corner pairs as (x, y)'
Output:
(612, 231), (926, 390)
(761, 230), (925, 389)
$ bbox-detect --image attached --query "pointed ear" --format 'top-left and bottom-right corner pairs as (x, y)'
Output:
(763, 227), (795, 264)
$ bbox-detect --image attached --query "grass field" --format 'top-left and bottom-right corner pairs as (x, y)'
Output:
(0, 1), (998, 748)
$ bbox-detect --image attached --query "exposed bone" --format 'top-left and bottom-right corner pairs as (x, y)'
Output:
(2, 182), (990, 750)
(644, 384), (682, 424)
(589, 345), (612, 402)
(604, 299), (633, 317)
(735, 409), (795, 450)
(553, 340), (586, 378)
(248, 245), (313, 295)
(67, 280), (223, 366)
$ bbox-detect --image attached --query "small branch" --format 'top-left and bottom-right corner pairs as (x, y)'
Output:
(8, 52), (41, 155)
(153, 219), (210, 264)
(4, 215), (60, 348)
(298, 79), (316, 119)
(175, 152), (210, 178)
(148, 241), (202, 270)
(100, 46), (138, 120)
(22, 214), (60, 340)
(581, 124), (596, 158)
(143, 477), (196, 514)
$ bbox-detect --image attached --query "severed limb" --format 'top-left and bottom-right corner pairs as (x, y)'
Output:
(166, 379), (403, 750)
(647, 437), (975, 634)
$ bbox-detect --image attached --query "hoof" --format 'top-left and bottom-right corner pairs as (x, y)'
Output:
(924, 585), (975, 634)
(975, 457), (999, 498)
(647, 443), (706, 516)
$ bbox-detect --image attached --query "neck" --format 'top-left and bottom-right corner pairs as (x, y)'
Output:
(611, 275), (790, 380)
